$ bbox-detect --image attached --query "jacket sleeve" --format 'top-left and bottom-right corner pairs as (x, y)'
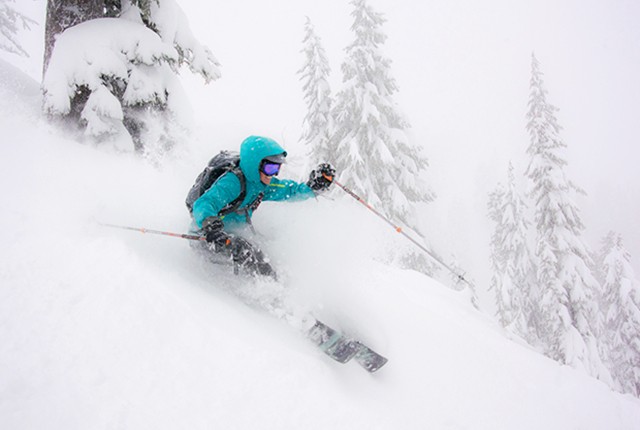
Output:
(192, 172), (243, 228)
(263, 178), (316, 202)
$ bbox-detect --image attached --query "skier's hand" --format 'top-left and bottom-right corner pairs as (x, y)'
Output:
(307, 163), (335, 192)
(202, 217), (231, 249)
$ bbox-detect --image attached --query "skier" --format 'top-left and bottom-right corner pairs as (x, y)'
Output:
(190, 135), (335, 278)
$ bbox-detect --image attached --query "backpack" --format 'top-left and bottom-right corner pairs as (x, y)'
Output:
(185, 151), (247, 215)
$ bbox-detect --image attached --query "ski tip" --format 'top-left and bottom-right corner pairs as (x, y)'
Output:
(354, 343), (389, 373)
(360, 356), (389, 373)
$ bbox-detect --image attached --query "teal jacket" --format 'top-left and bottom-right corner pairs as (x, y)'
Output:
(192, 136), (316, 228)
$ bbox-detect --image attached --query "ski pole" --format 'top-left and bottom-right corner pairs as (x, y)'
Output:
(99, 223), (205, 241)
(331, 178), (471, 286)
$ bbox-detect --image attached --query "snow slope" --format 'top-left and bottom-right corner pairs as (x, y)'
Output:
(1, 62), (640, 429)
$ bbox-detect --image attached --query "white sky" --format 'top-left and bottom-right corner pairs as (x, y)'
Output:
(4, 0), (639, 276)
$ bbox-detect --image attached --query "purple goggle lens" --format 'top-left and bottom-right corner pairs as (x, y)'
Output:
(261, 162), (281, 176)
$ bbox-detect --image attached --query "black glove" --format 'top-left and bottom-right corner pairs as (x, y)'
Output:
(307, 163), (336, 192)
(202, 217), (231, 249)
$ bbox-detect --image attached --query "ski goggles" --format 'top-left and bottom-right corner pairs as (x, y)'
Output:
(260, 161), (282, 176)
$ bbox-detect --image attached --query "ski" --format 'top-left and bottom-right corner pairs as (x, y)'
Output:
(306, 319), (388, 372)
(307, 319), (360, 363)
(353, 342), (388, 373)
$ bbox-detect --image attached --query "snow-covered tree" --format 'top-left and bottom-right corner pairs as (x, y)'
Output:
(44, 1), (102, 74)
(42, 0), (220, 157)
(0, 0), (36, 57)
(298, 16), (332, 167)
(598, 232), (640, 396)
(488, 162), (535, 339)
(524, 53), (609, 382)
(331, 0), (434, 227)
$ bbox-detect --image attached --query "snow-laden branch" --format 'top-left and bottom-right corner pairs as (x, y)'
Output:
(0, 0), (37, 57)
(43, 18), (178, 117)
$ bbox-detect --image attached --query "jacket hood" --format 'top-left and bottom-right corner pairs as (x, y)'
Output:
(239, 136), (287, 183)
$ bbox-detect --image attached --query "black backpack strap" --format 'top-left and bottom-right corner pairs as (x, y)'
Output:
(217, 169), (265, 228)
(218, 168), (247, 217)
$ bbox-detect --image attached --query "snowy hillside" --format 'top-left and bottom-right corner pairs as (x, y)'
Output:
(1, 62), (640, 429)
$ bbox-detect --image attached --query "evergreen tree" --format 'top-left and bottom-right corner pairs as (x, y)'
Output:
(298, 17), (332, 167)
(525, 53), (609, 382)
(42, 0), (220, 157)
(598, 232), (640, 396)
(488, 162), (535, 339)
(331, 0), (433, 227)
(0, 0), (36, 57)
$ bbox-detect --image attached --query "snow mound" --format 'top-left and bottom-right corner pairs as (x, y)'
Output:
(0, 58), (40, 116)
